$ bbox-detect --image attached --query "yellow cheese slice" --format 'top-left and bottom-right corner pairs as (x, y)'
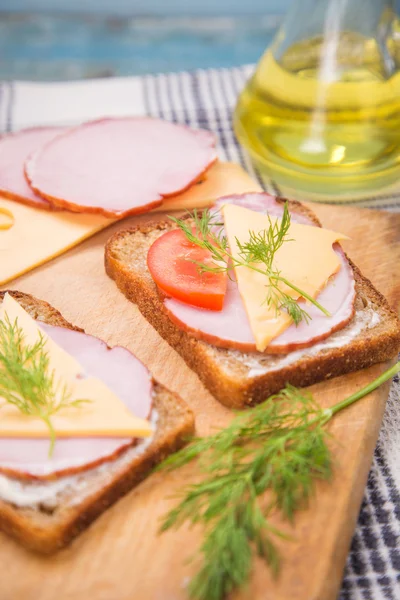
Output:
(0, 197), (113, 286)
(0, 207), (14, 230)
(222, 204), (349, 352)
(154, 161), (262, 211)
(0, 293), (153, 438)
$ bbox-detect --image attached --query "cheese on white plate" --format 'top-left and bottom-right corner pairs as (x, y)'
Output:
(222, 203), (349, 352)
(0, 293), (153, 438)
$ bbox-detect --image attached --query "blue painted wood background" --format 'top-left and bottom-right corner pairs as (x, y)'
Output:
(0, 7), (282, 81)
(1, 0), (291, 16)
(4, 0), (398, 81)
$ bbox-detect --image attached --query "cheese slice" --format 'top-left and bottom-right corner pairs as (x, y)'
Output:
(153, 161), (262, 211)
(0, 207), (14, 230)
(222, 204), (349, 351)
(0, 293), (153, 438)
(0, 197), (113, 286)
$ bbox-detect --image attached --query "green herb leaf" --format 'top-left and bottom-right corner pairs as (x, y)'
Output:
(160, 362), (400, 600)
(160, 385), (332, 599)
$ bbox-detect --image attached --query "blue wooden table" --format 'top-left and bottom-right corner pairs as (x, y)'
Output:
(0, 1), (287, 81)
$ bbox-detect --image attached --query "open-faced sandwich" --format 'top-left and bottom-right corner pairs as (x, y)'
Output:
(0, 291), (194, 553)
(105, 193), (400, 408)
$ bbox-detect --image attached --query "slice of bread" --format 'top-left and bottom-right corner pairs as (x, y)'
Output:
(0, 290), (195, 554)
(105, 199), (400, 410)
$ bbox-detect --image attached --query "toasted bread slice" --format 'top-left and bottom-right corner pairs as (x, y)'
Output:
(0, 291), (195, 554)
(105, 199), (400, 409)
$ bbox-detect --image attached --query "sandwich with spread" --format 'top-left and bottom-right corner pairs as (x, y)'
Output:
(0, 291), (194, 553)
(106, 192), (400, 408)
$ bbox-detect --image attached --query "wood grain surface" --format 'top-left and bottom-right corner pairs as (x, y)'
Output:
(0, 202), (399, 600)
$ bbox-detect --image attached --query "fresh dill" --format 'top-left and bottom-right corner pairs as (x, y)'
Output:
(160, 362), (400, 600)
(0, 314), (88, 456)
(169, 205), (330, 326)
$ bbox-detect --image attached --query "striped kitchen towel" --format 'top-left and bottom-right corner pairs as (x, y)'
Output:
(1, 65), (400, 599)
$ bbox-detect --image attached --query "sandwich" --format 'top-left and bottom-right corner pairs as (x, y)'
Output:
(0, 291), (194, 553)
(105, 193), (400, 409)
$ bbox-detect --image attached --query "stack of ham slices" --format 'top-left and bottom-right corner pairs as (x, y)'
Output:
(0, 118), (217, 218)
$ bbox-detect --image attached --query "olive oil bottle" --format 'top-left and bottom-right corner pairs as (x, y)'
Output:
(234, 0), (400, 198)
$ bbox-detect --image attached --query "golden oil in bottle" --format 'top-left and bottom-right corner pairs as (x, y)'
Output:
(234, 29), (400, 198)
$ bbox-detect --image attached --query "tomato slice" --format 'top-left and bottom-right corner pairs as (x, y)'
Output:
(147, 229), (227, 311)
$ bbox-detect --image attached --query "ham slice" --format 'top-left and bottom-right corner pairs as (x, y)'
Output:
(163, 193), (356, 354)
(0, 325), (153, 480)
(0, 127), (65, 210)
(213, 193), (314, 225)
(26, 117), (217, 218)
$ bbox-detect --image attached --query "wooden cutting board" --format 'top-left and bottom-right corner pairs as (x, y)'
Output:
(0, 202), (399, 600)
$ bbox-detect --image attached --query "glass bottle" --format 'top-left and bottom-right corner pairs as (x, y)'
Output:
(234, 0), (400, 199)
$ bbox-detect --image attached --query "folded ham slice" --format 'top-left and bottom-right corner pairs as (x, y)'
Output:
(163, 193), (356, 354)
(0, 325), (153, 480)
(26, 117), (217, 218)
(0, 127), (65, 210)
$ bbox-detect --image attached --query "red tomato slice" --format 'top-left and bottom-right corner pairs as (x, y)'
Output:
(147, 229), (227, 311)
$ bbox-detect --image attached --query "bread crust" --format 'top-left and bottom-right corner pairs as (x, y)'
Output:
(105, 198), (400, 409)
(0, 291), (195, 554)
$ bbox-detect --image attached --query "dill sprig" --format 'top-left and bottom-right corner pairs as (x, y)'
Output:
(160, 362), (400, 600)
(0, 314), (88, 456)
(170, 205), (330, 326)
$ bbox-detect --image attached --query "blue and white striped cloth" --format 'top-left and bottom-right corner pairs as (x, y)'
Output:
(1, 65), (399, 599)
